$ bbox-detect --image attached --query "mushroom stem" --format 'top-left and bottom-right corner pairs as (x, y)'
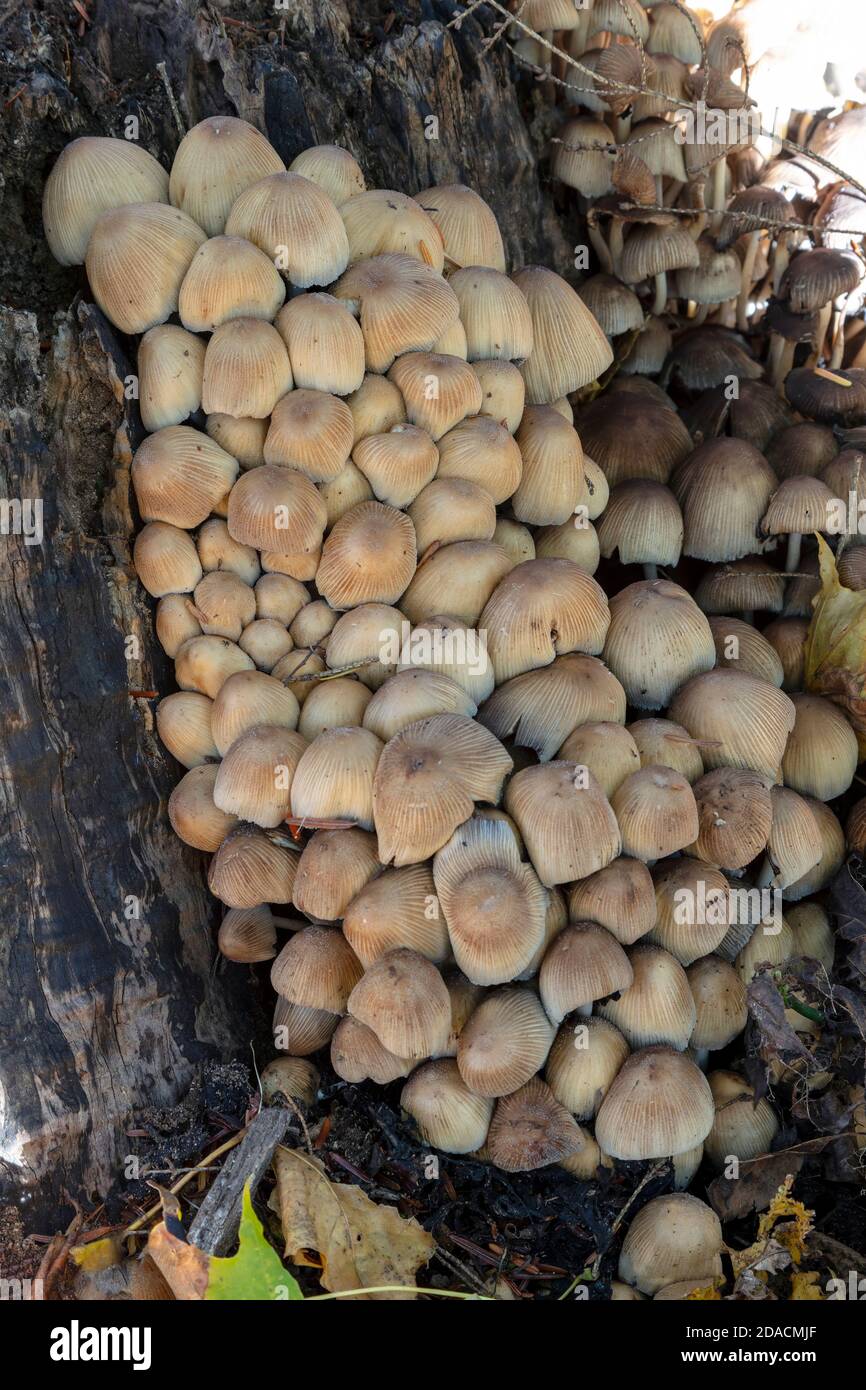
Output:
(692, 1047), (710, 1071)
(643, 562), (658, 581)
(772, 233), (792, 296)
(829, 296), (850, 370)
(785, 531), (802, 575)
(808, 301), (833, 366)
(608, 217), (625, 278)
(271, 914), (302, 931)
(614, 113), (632, 143)
(652, 270), (668, 317)
(588, 221), (614, 275)
(694, 303), (709, 326)
(769, 334), (795, 394)
(575, 1002), (593, 1018)
(709, 158), (727, 231)
(736, 229), (761, 333)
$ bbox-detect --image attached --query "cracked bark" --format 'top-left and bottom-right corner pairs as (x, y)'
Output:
(0, 0), (566, 1230)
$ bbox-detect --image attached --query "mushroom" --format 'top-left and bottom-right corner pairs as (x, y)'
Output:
(388, 351), (483, 439)
(217, 906), (289, 965)
(288, 143), (366, 204)
(292, 826), (380, 923)
(707, 616), (784, 687)
(271, 924), (363, 1014)
(617, 1193), (722, 1296)
(138, 325), (206, 432)
(168, 764), (237, 853)
(414, 184), (506, 272)
(209, 823), (298, 909)
(611, 765), (701, 863)
(505, 763), (622, 887)
(669, 668), (796, 779)
(596, 1047), (715, 1161)
(511, 266), (613, 403)
(347, 947), (451, 1059)
(340, 188), (445, 270)
(480, 558), (611, 682)
(86, 202), (207, 334)
(545, 1016), (630, 1120)
(568, 856), (657, 946)
(434, 415), (523, 503)
(557, 722), (641, 798)
(781, 693), (858, 800)
(603, 579), (715, 709)
(289, 725), (383, 829)
(457, 987), (555, 1097)
(401, 1060), (494, 1153)
(210, 669), (299, 756)
(343, 863), (448, 967)
(297, 680), (373, 741)
(761, 475), (835, 573)
(600, 943), (697, 1051)
(472, 358), (526, 434)
(332, 254), (460, 372)
(649, 858), (731, 965)
(331, 1016), (412, 1086)
(690, 768), (773, 871)
(687, 955), (748, 1063)
(704, 1070), (779, 1170)
(577, 394), (692, 486)
(273, 997), (339, 1057)
(156, 691), (217, 768)
(597, 480), (683, 578)
(353, 425), (439, 508)
(486, 1078), (586, 1172)
(538, 921), (633, 1023)
(628, 717), (705, 783)
(43, 135), (170, 265)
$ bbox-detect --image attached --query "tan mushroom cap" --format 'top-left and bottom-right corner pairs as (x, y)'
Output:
(415, 184), (506, 272)
(448, 266), (532, 360)
(323, 603), (406, 691)
(617, 1192), (723, 1296)
(213, 725), (307, 828)
(227, 462), (327, 558)
(611, 765), (700, 862)
(400, 540), (512, 627)
(690, 768), (773, 871)
(169, 116), (284, 236)
(576, 395), (692, 487)
(781, 693), (858, 801)
(208, 823), (299, 908)
(457, 987), (555, 1097)
(178, 235), (286, 332)
(332, 253), (460, 373)
(673, 437), (778, 563)
(506, 762), (621, 888)
(386, 352), (482, 441)
(168, 763), (237, 853)
(138, 325), (206, 433)
(273, 996), (339, 1056)
(353, 424), (439, 508)
(191, 570), (256, 641)
(539, 921), (633, 1023)
(224, 170), (349, 287)
(347, 947), (451, 1059)
(206, 414), (268, 470)
(596, 1046), (715, 1161)
(156, 593), (202, 658)
(649, 857), (731, 965)
(628, 717), (705, 783)
(434, 415), (523, 504)
(550, 116), (615, 199)
(271, 923), (363, 1013)
(694, 558), (786, 617)
(786, 797), (844, 900)
(486, 1077), (587, 1172)
(291, 826), (380, 922)
(44, 135), (170, 265)
(433, 816), (548, 985)
(512, 265), (614, 404)
(200, 518), (262, 587)
(340, 188), (445, 271)
(85, 202), (207, 334)
(567, 857), (657, 947)
(600, 944), (697, 1050)
(687, 955), (748, 1052)
(289, 725), (383, 830)
(156, 690), (217, 768)
(288, 143), (366, 205)
(297, 679), (373, 741)
(408, 478), (496, 553)
(766, 786), (823, 889)
(578, 274), (644, 336)
(512, 405), (587, 527)
(557, 722), (641, 799)
(363, 669), (476, 743)
(175, 634), (255, 699)
(704, 1070), (780, 1170)
(264, 388), (354, 481)
(210, 669), (299, 757)
(201, 317), (293, 419)
(331, 1016), (412, 1086)
(374, 713), (512, 867)
(401, 1059), (494, 1154)
(274, 292), (365, 397)
(343, 863), (449, 967)
(396, 615), (495, 705)
(708, 616), (784, 688)
(546, 1015), (630, 1120)
(316, 501), (416, 610)
(472, 358), (526, 434)
(481, 558), (611, 683)
(603, 579), (715, 710)
(669, 669), (796, 780)
(735, 916), (795, 984)
(132, 425), (239, 530)
(597, 481), (684, 569)
(217, 905), (279, 964)
(480, 652), (626, 763)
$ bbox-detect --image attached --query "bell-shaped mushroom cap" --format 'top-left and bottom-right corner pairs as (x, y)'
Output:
(224, 170), (348, 287)
(156, 593), (202, 659)
(550, 115), (615, 198)
(198, 518), (261, 588)
(603, 579), (715, 711)
(620, 221), (699, 286)
(210, 669), (299, 756)
(227, 462), (326, 556)
(787, 797), (844, 900)
(43, 135), (170, 265)
(649, 858), (730, 965)
(432, 817), (547, 985)
(849, 797), (866, 853)
(206, 413), (268, 470)
(837, 547), (866, 592)
(396, 615), (495, 704)
(545, 1015), (629, 1119)
(273, 996), (339, 1056)
(534, 518), (599, 573)
(271, 923), (363, 1012)
(487, 1077), (587, 1172)
(577, 395), (692, 487)
(348, 947), (451, 1058)
(670, 669), (796, 780)
(762, 475), (835, 544)
(512, 266), (613, 404)
(435, 415), (523, 505)
(785, 367), (866, 428)
(201, 318), (293, 419)
(387, 352), (482, 441)
(539, 921), (633, 1023)
(169, 116), (284, 235)
(264, 388), (353, 481)
(600, 944), (697, 1050)
(577, 274), (643, 337)
(787, 901), (834, 971)
(582, 455), (609, 521)
(708, 616), (784, 688)
(480, 653), (626, 763)
(695, 559), (787, 619)
(673, 437), (778, 563)
(363, 669), (476, 743)
(414, 185), (506, 272)
(178, 235), (286, 333)
(353, 424), (439, 508)
(297, 678), (371, 741)
(781, 693), (858, 801)
(340, 188), (444, 271)
(688, 955), (748, 1052)
(239, 618), (293, 672)
(766, 786), (823, 889)
(175, 634), (255, 699)
(512, 406), (587, 527)
(274, 292), (365, 397)
(735, 914), (794, 983)
(704, 1070), (780, 1170)
(291, 826), (379, 922)
(472, 358), (526, 434)
(323, 603), (405, 692)
(408, 478), (496, 553)
(766, 421), (838, 480)
(690, 768), (773, 871)
(597, 1046), (715, 1161)
(190, 570), (256, 641)
(617, 1192), (722, 1296)
(481, 558), (610, 683)
(437, 967), (485, 1058)
(132, 425), (239, 530)
(259, 1056), (320, 1107)
(400, 540), (512, 627)
(85, 202), (206, 334)
(448, 266), (533, 362)
(156, 690), (216, 768)
(216, 904), (279, 964)
(331, 1016), (412, 1086)
(289, 725), (383, 829)
(674, 236), (742, 306)
(781, 248), (862, 313)
(138, 325), (205, 433)
(557, 722), (640, 798)
(612, 766), (700, 863)
(287, 594), (335, 643)
(317, 501), (416, 610)
(568, 857), (656, 947)
(289, 144), (365, 204)
(332, 253), (460, 373)
(168, 763), (237, 852)
(506, 762), (621, 888)
(343, 863), (449, 967)
(597, 481), (684, 569)
(667, 326), (762, 394)
(457, 986), (554, 1098)
(620, 314), (672, 377)
(374, 713), (512, 867)
(628, 717), (704, 782)
(213, 725), (306, 828)
(401, 1058), (494, 1153)
(208, 823), (299, 907)
(346, 373), (406, 444)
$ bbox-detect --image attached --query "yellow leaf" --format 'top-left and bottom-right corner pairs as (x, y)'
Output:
(805, 536), (866, 756)
(269, 1148), (435, 1300)
(791, 1271), (824, 1300)
(729, 1176), (815, 1280)
(69, 1235), (124, 1273)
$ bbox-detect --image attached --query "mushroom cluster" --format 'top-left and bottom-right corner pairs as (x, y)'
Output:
(43, 73), (862, 1298)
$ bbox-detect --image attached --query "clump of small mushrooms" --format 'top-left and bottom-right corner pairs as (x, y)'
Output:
(43, 29), (865, 1295)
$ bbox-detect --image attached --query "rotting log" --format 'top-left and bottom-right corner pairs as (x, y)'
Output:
(0, 0), (566, 1232)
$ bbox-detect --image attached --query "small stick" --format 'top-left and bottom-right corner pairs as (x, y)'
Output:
(156, 61), (186, 139)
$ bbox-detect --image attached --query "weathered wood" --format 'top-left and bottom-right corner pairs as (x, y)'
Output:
(187, 1108), (291, 1256)
(0, 0), (567, 1231)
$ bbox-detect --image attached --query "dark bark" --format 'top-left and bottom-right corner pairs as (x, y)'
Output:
(0, 0), (566, 1231)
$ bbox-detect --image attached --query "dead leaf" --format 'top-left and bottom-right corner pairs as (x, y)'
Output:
(270, 1147), (435, 1300)
(805, 536), (866, 752)
(708, 1152), (805, 1222)
(791, 1271), (824, 1300)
